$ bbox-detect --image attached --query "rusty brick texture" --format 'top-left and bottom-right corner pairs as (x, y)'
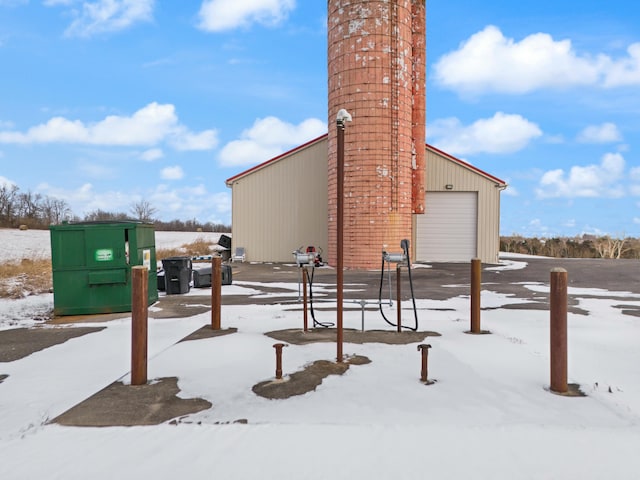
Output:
(328, 0), (426, 268)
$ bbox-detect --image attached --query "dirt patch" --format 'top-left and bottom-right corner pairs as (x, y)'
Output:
(613, 304), (640, 318)
(149, 294), (212, 319)
(47, 294), (215, 325)
(252, 355), (371, 399)
(495, 302), (589, 316)
(52, 377), (212, 427)
(546, 383), (587, 397)
(265, 328), (440, 346)
(0, 326), (106, 362)
(179, 326), (238, 342)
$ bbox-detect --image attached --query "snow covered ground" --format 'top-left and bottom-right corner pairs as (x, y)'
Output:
(1, 231), (640, 479)
(0, 228), (222, 263)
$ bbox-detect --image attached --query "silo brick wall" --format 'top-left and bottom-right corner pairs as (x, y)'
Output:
(411, 0), (426, 214)
(328, 0), (422, 269)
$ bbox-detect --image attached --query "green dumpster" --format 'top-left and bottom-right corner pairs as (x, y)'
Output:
(49, 221), (158, 316)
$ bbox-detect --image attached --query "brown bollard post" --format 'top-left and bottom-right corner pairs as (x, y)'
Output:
(336, 118), (345, 364)
(471, 258), (481, 333)
(302, 267), (308, 332)
(396, 264), (402, 332)
(273, 343), (288, 380)
(131, 266), (148, 386)
(211, 256), (222, 330)
(550, 267), (568, 393)
(417, 344), (432, 383)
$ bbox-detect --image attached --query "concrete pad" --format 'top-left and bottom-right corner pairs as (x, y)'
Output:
(51, 377), (212, 427)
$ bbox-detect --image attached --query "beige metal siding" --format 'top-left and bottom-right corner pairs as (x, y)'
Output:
(413, 149), (502, 263)
(416, 192), (478, 261)
(229, 139), (328, 262)
(228, 140), (503, 265)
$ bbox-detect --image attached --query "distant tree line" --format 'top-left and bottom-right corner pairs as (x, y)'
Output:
(0, 184), (230, 232)
(500, 235), (640, 259)
(0, 183), (71, 228)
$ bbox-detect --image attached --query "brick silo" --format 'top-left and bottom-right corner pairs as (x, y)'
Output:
(328, 0), (426, 269)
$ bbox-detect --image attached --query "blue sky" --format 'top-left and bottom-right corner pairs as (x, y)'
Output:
(1, 0), (639, 237)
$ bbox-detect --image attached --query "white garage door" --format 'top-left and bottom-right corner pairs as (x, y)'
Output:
(415, 192), (478, 262)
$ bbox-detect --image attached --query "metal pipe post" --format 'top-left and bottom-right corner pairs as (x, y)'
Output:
(273, 343), (288, 380)
(211, 256), (222, 330)
(550, 267), (568, 393)
(471, 258), (481, 333)
(396, 264), (402, 332)
(302, 267), (308, 332)
(417, 344), (432, 383)
(336, 119), (345, 363)
(131, 266), (148, 386)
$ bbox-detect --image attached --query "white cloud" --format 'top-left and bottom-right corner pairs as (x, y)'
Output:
(502, 184), (518, 197)
(603, 43), (640, 87)
(169, 128), (219, 151)
(140, 148), (163, 161)
(536, 152), (626, 199)
(433, 25), (640, 95)
(218, 116), (326, 167)
(38, 182), (133, 215)
(160, 166), (184, 180)
(629, 167), (640, 196)
(149, 185), (231, 222)
(428, 112), (542, 155)
(433, 26), (602, 95)
(198, 0), (295, 32)
(78, 161), (117, 179)
(0, 175), (16, 188)
(38, 181), (232, 223)
(63, 0), (155, 38)
(577, 123), (622, 143)
(0, 102), (216, 151)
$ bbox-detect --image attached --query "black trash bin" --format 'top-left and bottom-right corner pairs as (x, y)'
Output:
(162, 257), (192, 294)
(157, 270), (166, 291)
(192, 264), (212, 288)
(192, 263), (232, 288)
(222, 264), (232, 285)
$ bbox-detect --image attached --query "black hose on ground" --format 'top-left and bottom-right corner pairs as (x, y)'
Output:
(401, 239), (419, 332)
(378, 240), (419, 331)
(308, 266), (334, 328)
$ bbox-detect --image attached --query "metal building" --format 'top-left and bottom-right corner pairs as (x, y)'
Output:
(225, 137), (328, 263)
(225, 135), (506, 265)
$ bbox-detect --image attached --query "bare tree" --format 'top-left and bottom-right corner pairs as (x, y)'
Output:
(611, 236), (629, 259)
(15, 191), (42, 222)
(41, 197), (71, 225)
(130, 200), (157, 222)
(0, 183), (19, 226)
(84, 209), (129, 222)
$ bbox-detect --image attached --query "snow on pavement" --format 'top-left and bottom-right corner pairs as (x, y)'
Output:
(1, 232), (640, 479)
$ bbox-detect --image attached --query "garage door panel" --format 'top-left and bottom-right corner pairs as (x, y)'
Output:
(416, 192), (477, 262)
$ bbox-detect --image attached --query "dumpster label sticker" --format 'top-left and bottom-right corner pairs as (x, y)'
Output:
(143, 249), (151, 269)
(95, 249), (114, 262)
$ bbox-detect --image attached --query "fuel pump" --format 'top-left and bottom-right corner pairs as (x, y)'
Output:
(293, 247), (334, 328)
(379, 239), (419, 331)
